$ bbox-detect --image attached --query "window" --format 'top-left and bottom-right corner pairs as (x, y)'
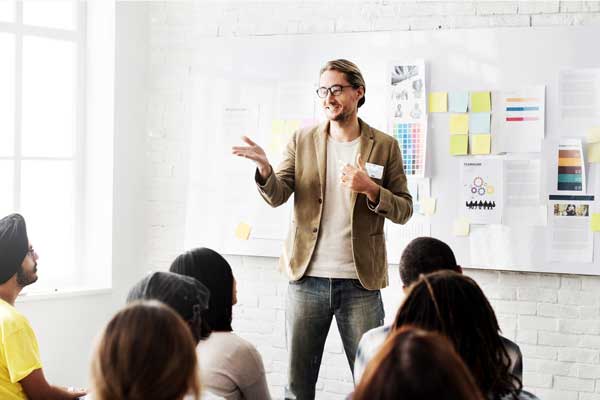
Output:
(1, 0), (113, 294)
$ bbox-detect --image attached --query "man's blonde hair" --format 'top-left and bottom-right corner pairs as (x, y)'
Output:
(320, 59), (366, 108)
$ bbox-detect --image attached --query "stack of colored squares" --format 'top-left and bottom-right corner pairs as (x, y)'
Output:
(393, 122), (425, 176)
(557, 149), (583, 191)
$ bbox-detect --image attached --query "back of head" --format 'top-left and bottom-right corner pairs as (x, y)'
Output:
(0, 213), (29, 284)
(320, 59), (366, 108)
(91, 300), (200, 400)
(393, 271), (521, 398)
(354, 327), (485, 400)
(170, 247), (234, 332)
(399, 236), (460, 286)
(126, 271), (211, 342)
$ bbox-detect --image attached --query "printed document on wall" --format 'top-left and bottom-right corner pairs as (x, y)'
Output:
(503, 158), (546, 226)
(547, 194), (594, 263)
(491, 86), (545, 153)
(559, 68), (600, 122)
(460, 158), (503, 224)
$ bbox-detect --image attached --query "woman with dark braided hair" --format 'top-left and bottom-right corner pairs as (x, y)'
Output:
(391, 271), (539, 400)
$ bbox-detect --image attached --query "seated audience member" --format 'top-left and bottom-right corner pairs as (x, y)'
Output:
(90, 300), (200, 400)
(0, 213), (86, 399)
(383, 271), (537, 400)
(353, 326), (485, 400)
(126, 271), (210, 343)
(355, 237), (522, 383)
(170, 247), (271, 400)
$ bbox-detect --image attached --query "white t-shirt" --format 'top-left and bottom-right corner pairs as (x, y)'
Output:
(306, 135), (360, 279)
(197, 331), (271, 400)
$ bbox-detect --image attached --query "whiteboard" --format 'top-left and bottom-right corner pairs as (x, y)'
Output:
(184, 26), (600, 275)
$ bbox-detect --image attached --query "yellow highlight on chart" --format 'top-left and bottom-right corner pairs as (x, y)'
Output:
(429, 92), (447, 112)
(471, 91), (491, 112)
(235, 222), (251, 240)
(450, 135), (468, 156)
(471, 134), (491, 155)
(450, 114), (469, 135)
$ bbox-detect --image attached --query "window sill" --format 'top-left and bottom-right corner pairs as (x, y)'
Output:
(16, 287), (112, 303)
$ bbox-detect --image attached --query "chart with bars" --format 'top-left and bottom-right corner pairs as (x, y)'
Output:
(393, 121), (426, 177)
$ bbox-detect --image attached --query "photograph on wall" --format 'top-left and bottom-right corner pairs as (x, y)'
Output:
(459, 158), (503, 224)
(389, 59), (427, 177)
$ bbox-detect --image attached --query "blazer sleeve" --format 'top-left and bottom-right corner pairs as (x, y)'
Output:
(255, 131), (296, 207)
(369, 139), (413, 224)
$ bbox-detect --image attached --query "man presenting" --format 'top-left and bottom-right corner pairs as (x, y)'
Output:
(233, 59), (412, 399)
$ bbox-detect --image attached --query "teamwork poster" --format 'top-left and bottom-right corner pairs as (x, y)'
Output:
(389, 60), (427, 177)
(460, 159), (503, 224)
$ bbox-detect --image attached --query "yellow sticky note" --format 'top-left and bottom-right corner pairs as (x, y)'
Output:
(471, 134), (491, 155)
(587, 127), (600, 143)
(471, 91), (491, 112)
(450, 114), (469, 134)
(453, 217), (470, 236)
(421, 197), (436, 216)
(591, 214), (600, 232)
(235, 222), (251, 240)
(271, 119), (285, 135)
(450, 134), (468, 155)
(429, 92), (447, 112)
(588, 142), (600, 163)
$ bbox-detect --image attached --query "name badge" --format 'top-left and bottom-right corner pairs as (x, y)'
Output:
(365, 162), (384, 179)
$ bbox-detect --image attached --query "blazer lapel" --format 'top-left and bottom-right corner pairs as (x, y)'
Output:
(351, 119), (375, 209)
(313, 121), (329, 196)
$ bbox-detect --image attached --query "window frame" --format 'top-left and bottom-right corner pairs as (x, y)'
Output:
(0, 1), (88, 291)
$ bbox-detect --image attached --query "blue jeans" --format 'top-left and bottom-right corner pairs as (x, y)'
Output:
(285, 276), (384, 400)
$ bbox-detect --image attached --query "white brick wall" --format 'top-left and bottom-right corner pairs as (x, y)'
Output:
(142, 1), (600, 398)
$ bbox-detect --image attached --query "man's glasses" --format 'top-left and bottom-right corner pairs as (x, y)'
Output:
(315, 85), (354, 98)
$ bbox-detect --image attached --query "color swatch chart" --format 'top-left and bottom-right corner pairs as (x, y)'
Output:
(393, 122), (426, 176)
(557, 148), (583, 191)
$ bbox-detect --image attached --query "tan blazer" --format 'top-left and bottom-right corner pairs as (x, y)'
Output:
(257, 119), (413, 290)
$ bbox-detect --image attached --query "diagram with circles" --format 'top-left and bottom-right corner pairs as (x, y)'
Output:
(460, 160), (503, 224)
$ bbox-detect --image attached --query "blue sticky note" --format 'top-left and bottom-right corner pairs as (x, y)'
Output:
(469, 112), (491, 134)
(448, 91), (469, 113)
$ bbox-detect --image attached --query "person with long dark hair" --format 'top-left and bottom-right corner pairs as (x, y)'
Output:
(390, 271), (538, 400)
(354, 237), (522, 384)
(170, 247), (271, 400)
(90, 300), (200, 400)
(353, 326), (485, 400)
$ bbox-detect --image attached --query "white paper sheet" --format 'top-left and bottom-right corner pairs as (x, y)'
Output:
(547, 194), (594, 263)
(385, 217), (431, 265)
(503, 159), (547, 226)
(460, 158), (503, 224)
(491, 86), (545, 154)
(559, 68), (600, 121)
(469, 225), (543, 269)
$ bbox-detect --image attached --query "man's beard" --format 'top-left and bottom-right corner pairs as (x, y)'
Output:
(16, 263), (38, 287)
